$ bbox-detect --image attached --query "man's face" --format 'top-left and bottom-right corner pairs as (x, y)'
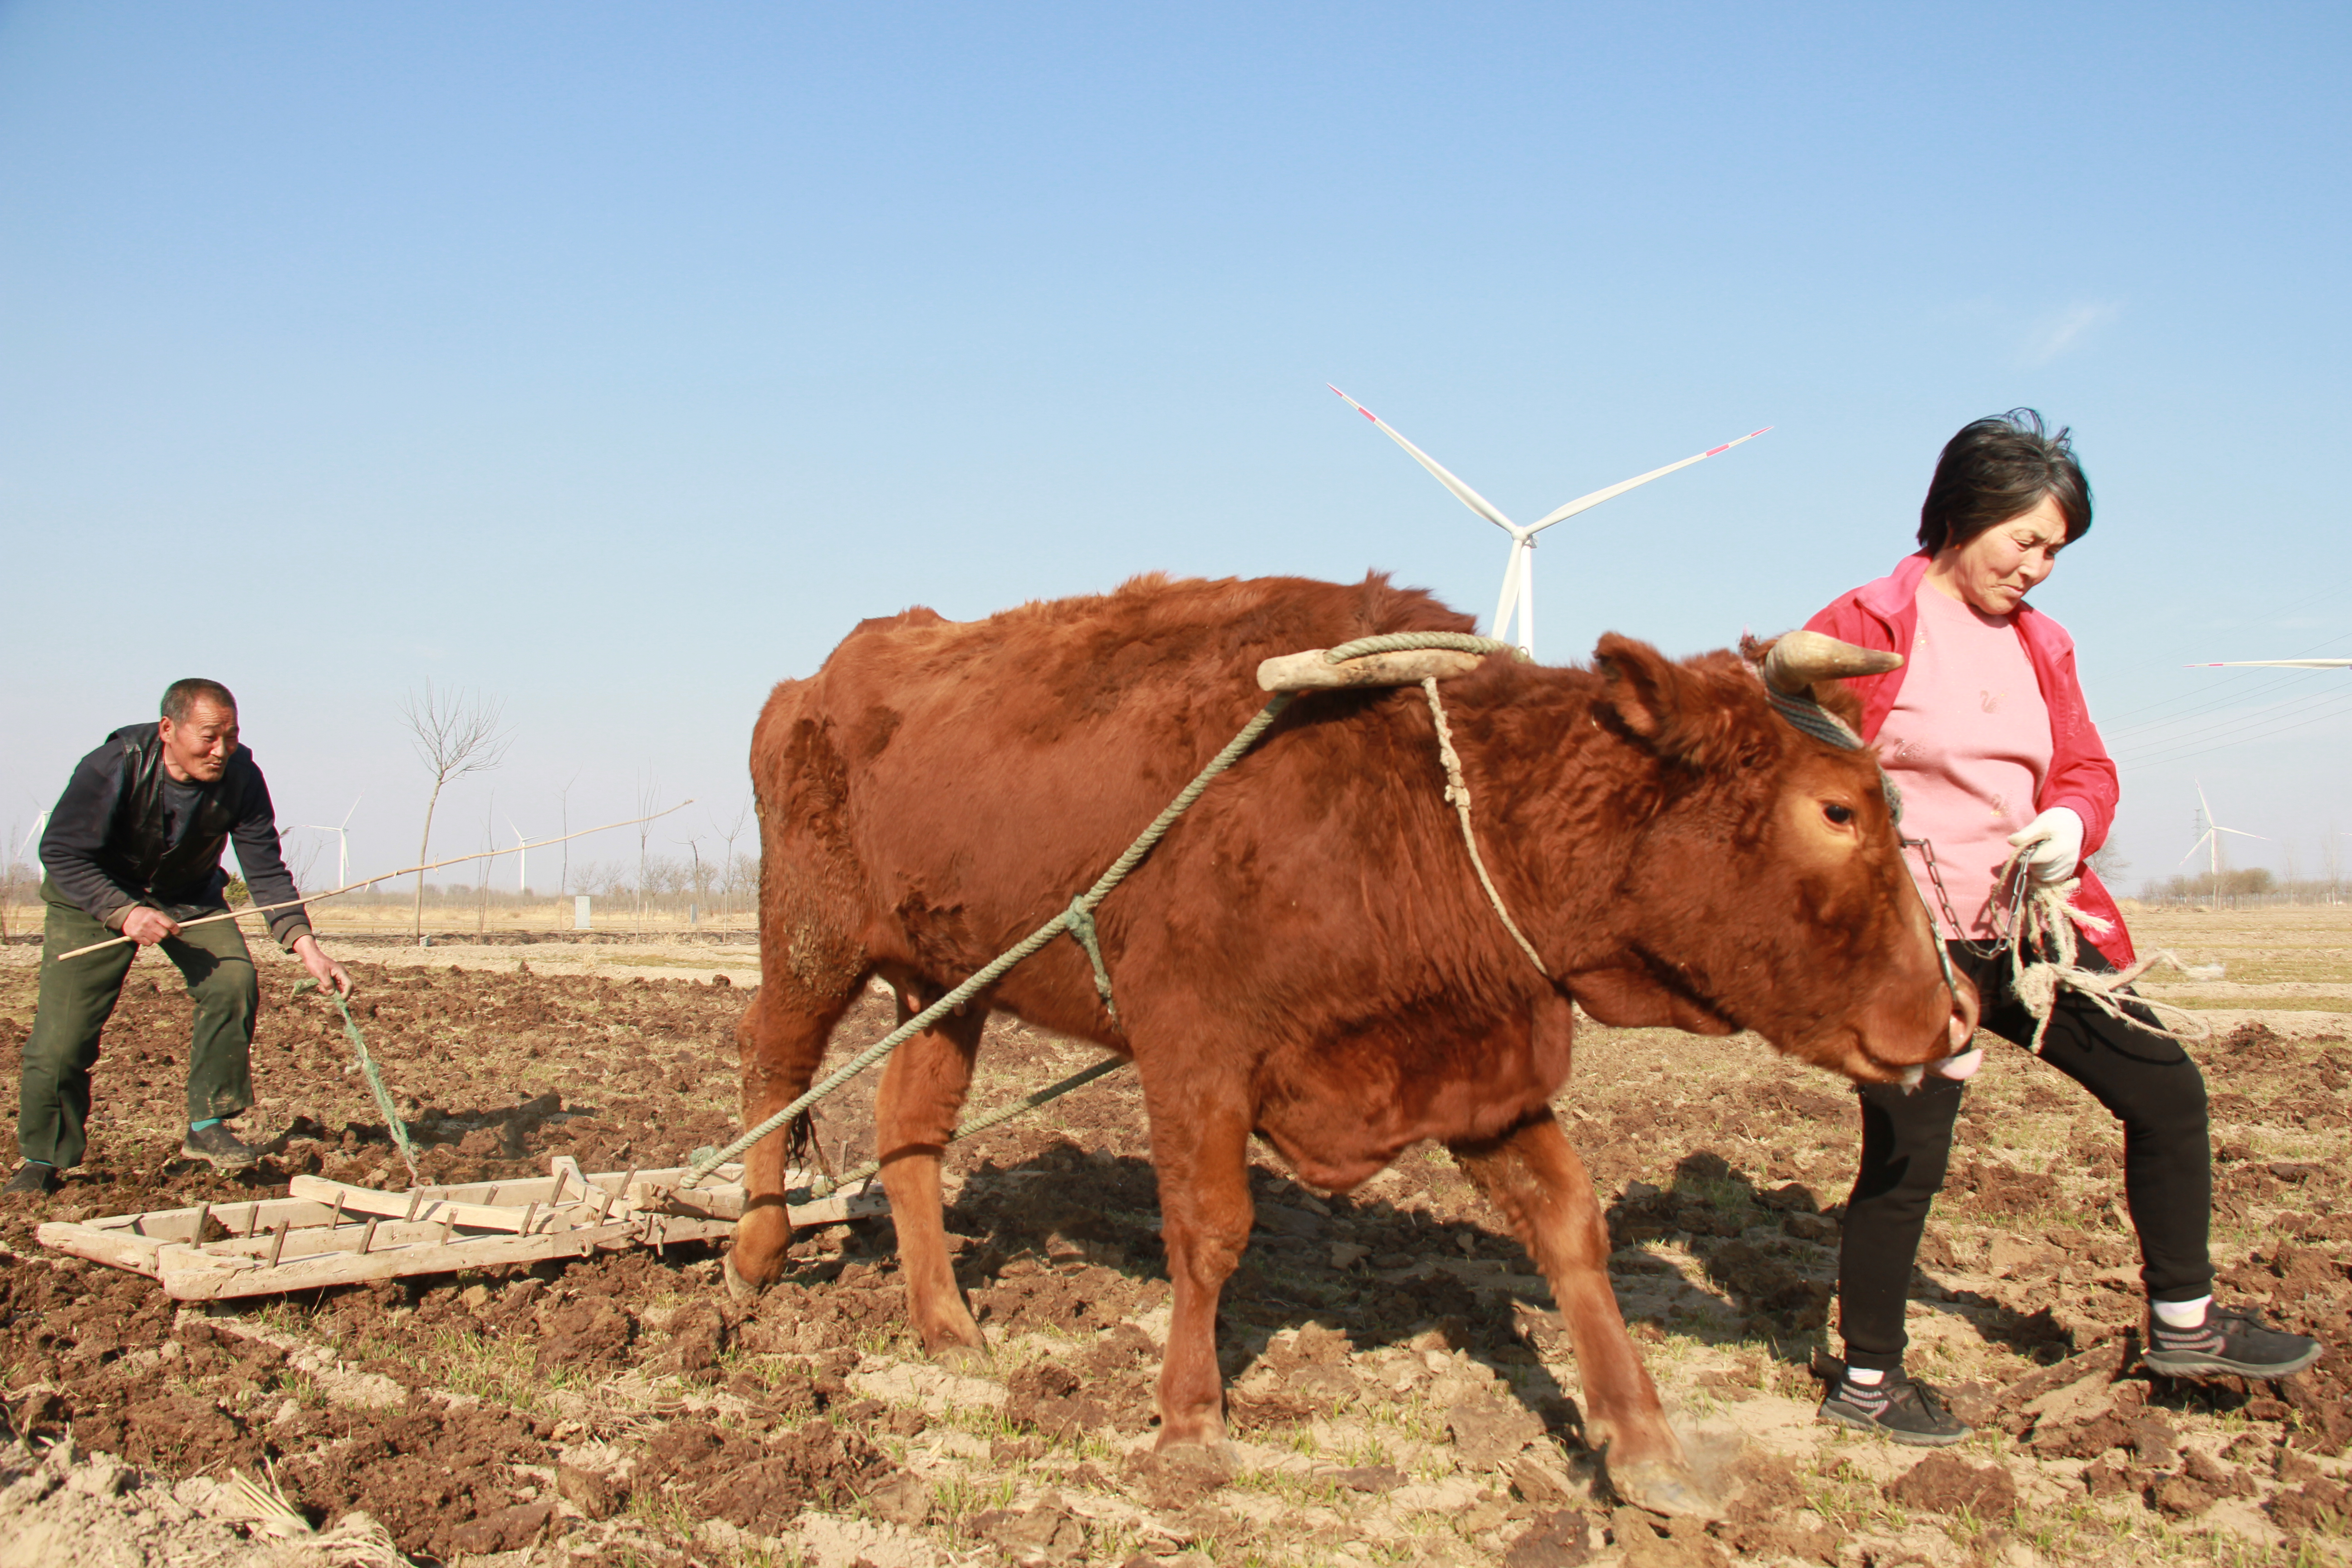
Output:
(159, 700), (239, 784)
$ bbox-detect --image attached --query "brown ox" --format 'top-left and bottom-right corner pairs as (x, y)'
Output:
(731, 573), (1973, 1515)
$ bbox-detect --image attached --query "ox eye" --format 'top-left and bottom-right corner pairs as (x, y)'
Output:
(1823, 803), (1856, 827)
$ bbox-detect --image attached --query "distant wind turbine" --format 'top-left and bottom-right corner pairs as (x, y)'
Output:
(302, 798), (360, 887)
(1328, 385), (1770, 658)
(15, 812), (47, 861)
(507, 818), (529, 893)
(2179, 781), (2269, 881)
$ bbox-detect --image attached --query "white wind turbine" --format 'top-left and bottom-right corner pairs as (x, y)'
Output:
(1329, 386), (1770, 658)
(303, 798), (360, 887)
(2180, 781), (2269, 885)
(507, 818), (529, 893)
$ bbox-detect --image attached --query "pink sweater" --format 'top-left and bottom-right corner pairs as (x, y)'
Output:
(1876, 585), (2053, 939)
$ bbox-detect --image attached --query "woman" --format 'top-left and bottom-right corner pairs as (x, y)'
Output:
(1802, 410), (2320, 1445)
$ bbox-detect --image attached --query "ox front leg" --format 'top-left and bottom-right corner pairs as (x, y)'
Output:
(1147, 1098), (1254, 1452)
(876, 988), (989, 1363)
(727, 975), (858, 1301)
(1448, 1111), (1715, 1519)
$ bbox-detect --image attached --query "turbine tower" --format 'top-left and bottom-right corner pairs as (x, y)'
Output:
(2180, 781), (2268, 892)
(1329, 386), (1769, 658)
(507, 818), (529, 894)
(301, 798), (360, 887)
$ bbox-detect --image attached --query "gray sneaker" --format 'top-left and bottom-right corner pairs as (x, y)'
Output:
(181, 1123), (258, 1171)
(1818, 1373), (1973, 1446)
(2144, 1304), (2322, 1380)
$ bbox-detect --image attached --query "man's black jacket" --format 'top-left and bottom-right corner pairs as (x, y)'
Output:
(40, 723), (313, 949)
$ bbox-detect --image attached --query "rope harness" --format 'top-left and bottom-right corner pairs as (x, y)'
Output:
(1989, 854), (2220, 1051)
(671, 631), (1527, 1192)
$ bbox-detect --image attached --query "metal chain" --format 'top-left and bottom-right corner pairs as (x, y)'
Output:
(1905, 835), (2029, 961)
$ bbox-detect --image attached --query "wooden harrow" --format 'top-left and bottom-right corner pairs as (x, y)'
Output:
(35, 1156), (886, 1301)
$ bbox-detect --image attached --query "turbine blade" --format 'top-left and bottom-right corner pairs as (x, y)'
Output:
(1523, 426), (1773, 534)
(2214, 827), (2271, 840)
(2185, 659), (2352, 668)
(2178, 832), (2215, 867)
(1328, 385), (1522, 535)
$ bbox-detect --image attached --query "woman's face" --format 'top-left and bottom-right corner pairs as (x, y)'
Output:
(1936, 494), (2069, 616)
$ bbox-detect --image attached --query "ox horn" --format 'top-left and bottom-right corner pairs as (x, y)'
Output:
(1761, 629), (1903, 695)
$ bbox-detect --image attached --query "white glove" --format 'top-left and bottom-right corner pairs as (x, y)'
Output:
(2007, 806), (2085, 886)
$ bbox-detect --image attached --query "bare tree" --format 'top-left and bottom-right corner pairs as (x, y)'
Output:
(714, 800), (751, 920)
(556, 769), (581, 896)
(676, 834), (711, 925)
(635, 771), (658, 935)
(400, 681), (513, 941)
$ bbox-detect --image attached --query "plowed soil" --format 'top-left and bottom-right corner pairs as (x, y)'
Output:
(1, 937), (2347, 1567)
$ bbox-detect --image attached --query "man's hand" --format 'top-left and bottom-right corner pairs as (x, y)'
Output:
(2007, 806), (2086, 886)
(292, 934), (353, 998)
(119, 907), (180, 946)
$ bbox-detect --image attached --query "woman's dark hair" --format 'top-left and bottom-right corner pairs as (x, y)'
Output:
(1916, 408), (2092, 554)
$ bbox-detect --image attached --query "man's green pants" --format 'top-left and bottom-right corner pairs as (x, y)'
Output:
(17, 879), (256, 1169)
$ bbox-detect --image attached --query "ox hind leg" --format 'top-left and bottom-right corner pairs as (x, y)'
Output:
(874, 980), (989, 1361)
(1448, 1110), (1714, 1518)
(727, 949), (867, 1300)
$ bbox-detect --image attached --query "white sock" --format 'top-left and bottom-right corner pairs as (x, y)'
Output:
(1844, 1366), (1887, 1386)
(2152, 1295), (2212, 1329)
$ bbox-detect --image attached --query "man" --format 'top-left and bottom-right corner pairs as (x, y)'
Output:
(7, 679), (351, 1196)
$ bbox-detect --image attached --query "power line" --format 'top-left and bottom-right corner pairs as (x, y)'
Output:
(2117, 689), (2352, 770)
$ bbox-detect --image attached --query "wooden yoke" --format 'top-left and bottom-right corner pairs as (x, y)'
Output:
(1256, 647), (1482, 692)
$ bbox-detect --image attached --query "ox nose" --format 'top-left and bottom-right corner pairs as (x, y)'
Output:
(1945, 967), (1981, 1056)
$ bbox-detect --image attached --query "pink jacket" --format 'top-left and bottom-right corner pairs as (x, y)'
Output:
(1805, 551), (2134, 966)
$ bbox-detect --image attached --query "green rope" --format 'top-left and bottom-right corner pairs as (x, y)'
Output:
(1063, 899), (1119, 1024)
(810, 1054), (1132, 1196)
(296, 978), (420, 1184)
(675, 691), (1298, 1189)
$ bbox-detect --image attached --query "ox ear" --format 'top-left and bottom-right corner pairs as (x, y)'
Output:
(1593, 633), (1721, 763)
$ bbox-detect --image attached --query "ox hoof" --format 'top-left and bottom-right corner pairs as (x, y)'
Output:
(1605, 1456), (1721, 1520)
(721, 1252), (767, 1305)
(931, 1343), (990, 1374)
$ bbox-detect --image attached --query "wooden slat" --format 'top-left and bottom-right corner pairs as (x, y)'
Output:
(36, 1222), (170, 1278)
(157, 1219), (646, 1301)
(39, 1157), (888, 1299)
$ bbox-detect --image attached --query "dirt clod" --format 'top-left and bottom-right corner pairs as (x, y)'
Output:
(1888, 1450), (2018, 1517)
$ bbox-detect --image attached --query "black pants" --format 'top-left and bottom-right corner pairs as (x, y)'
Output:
(1836, 939), (2213, 1372)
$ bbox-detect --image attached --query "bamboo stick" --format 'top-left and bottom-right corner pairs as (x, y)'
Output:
(54, 802), (695, 962)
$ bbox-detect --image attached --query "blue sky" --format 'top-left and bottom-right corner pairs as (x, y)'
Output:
(5, 3), (2347, 895)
